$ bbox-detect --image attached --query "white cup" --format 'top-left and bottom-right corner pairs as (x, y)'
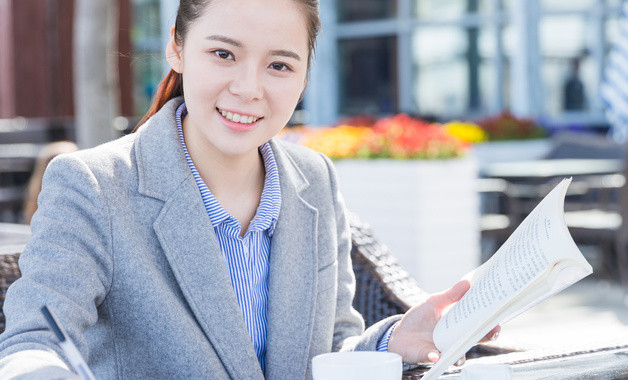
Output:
(312, 352), (402, 380)
(460, 363), (513, 380)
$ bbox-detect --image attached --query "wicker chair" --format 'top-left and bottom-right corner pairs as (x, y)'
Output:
(348, 212), (429, 328)
(0, 251), (20, 333)
(0, 213), (424, 334)
(0, 215), (511, 374)
(0, 217), (423, 333)
(348, 212), (513, 361)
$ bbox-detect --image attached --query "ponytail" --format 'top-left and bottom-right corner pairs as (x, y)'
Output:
(134, 69), (183, 132)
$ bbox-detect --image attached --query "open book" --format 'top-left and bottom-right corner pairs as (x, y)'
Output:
(421, 178), (593, 380)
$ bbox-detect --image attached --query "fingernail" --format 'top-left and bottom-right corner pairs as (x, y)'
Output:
(427, 351), (440, 362)
(491, 331), (500, 340)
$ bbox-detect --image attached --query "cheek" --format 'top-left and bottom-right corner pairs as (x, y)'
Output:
(268, 78), (304, 112)
(182, 58), (226, 95)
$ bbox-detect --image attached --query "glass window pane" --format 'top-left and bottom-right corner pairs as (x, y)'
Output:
(131, 0), (163, 115)
(540, 15), (597, 114)
(414, 0), (502, 19)
(606, 0), (622, 8)
(413, 25), (506, 118)
(502, 0), (514, 11)
(338, 0), (397, 22)
(414, 0), (466, 19)
(338, 37), (398, 116)
(413, 27), (468, 117)
(606, 14), (622, 48)
(541, 0), (595, 10)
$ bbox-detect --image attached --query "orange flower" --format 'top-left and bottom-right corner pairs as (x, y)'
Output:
(276, 115), (468, 160)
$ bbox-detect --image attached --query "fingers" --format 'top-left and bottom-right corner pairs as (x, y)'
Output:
(454, 355), (466, 367)
(479, 325), (501, 343)
(428, 280), (471, 309)
(427, 350), (440, 363)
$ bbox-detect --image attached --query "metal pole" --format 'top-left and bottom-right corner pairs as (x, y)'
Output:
(510, 0), (542, 117)
(73, 0), (119, 148)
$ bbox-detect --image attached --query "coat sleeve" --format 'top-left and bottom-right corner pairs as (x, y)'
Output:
(319, 154), (403, 353)
(0, 153), (114, 379)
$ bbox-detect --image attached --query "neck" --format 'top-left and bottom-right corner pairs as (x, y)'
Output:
(181, 116), (266, 208)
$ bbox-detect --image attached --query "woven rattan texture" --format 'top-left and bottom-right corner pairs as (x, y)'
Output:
(348, 212), (429, 328)
(0, 252), (21, 334)
(0, 214), (428, 333)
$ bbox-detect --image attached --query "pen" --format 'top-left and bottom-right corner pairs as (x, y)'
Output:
(41, 306), (97, 380)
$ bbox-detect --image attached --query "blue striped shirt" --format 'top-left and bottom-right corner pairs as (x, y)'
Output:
(176, 103), (394, 370)
(176, 103), (280, 371)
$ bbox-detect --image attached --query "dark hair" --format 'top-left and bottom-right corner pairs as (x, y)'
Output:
(135, 0), (321, 130)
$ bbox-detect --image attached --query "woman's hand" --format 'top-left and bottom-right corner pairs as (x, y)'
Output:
(386, 280), (500, 365)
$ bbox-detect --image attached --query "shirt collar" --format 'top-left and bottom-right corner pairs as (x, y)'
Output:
(176, 102), (281, 237)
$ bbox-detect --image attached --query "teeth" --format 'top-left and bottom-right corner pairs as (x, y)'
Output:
(218, 108), (260, 124)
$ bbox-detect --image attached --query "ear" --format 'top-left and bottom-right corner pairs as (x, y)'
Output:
(166, 33), (184, 74)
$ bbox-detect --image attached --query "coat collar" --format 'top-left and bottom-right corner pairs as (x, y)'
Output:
(135, 96), (190, 201)
(135, 99), (319, 378)
(264, 140), (318, 379)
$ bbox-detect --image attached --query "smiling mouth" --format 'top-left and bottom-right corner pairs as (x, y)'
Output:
(216, 108), (263, 124)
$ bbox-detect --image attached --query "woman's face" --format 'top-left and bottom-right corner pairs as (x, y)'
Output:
(168, 0), (309, 160)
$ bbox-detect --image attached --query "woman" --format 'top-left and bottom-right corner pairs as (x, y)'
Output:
(0, 0), (497, 378)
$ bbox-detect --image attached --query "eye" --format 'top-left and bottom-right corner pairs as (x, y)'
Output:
(269, 62), (292, 72)
(212, 49), (234, 60)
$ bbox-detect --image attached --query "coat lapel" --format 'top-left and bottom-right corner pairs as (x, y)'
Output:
(135, 98), (264, 379)
(264, 140), (319, 379)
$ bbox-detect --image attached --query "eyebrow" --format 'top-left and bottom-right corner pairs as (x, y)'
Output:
(206, 35), (241, 47)
(270, 49), (301, 61)
(206, 34), (301, 61)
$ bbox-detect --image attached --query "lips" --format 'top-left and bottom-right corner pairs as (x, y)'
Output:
(216, 107), (263, 132)
(216, 107), (263, 124)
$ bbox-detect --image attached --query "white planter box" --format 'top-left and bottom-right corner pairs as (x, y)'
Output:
(334, 157), (481, 293)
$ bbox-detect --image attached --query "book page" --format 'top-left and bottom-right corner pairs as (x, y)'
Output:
(422, 179), (593, 380)
(433, 178), (591, 352)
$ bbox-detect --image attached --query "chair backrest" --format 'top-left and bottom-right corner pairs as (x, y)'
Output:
(348, 212), (429, 328)
(0, 252), (21, 333)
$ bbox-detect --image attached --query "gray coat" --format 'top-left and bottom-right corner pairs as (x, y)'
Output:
(0, 97), (400, 379)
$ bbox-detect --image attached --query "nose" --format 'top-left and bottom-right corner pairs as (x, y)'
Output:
(229, 64), (264, 102)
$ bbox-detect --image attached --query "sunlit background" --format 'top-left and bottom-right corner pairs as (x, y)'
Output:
(1, 1), (627, 353)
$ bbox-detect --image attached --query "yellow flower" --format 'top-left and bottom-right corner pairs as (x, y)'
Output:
(444, 121), (488, 143)
(301, 125), (374, 159)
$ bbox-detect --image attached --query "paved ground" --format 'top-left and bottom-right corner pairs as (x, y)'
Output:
(495, 276), (628, 351)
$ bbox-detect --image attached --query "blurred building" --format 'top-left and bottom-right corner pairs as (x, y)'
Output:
(0, 0), (623, 129)
(0, 0), (133, 223)
(303, 0), (624, 128)
(0, 0), (134, 122)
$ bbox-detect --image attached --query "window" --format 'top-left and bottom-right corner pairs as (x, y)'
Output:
(131, 0), (163, 115)
(338, 0), (397, 22)
(306, 0), (622, 127)
(338, 37), (398, 116)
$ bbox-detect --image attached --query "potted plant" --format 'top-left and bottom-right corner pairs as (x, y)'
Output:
(471, 112), (551, 165)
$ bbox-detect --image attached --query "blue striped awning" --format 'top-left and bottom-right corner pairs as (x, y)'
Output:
(601, 1), (628, 142)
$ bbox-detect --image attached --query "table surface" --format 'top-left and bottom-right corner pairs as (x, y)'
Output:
(481, 158), (623, 179)
(403, 341), (628, 379)
(0, 143), (45, 159)
(0, 222), (30, 253)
